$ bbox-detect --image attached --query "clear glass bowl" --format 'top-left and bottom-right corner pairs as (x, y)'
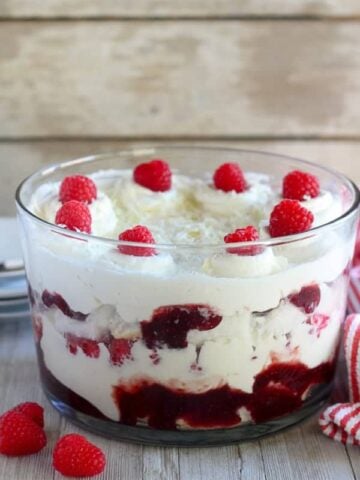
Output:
(16, 146), (359, 446)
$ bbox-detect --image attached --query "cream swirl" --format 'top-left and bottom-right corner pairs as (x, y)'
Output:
(29, 182), (117, 237)
(202, 248), (288, 278)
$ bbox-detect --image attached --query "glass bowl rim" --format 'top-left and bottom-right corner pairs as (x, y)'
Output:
(15, 145), (360, 251)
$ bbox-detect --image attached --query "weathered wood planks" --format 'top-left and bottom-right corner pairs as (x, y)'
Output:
(1, 0), (360, 18)
(1, 21), (360, 138)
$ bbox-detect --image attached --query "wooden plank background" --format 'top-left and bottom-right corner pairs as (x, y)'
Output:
(1, 2), (360, 479)
(2, 21), (360, 138)
(1, 1), (360, 18)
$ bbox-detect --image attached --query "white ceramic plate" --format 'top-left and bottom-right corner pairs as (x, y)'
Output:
(0, 300), (29, 313)
(0, 217), (25, 279)
(0, 310), (30, 320)
(0, 296), (29, 308)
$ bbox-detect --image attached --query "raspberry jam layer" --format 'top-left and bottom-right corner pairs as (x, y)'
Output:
(35, 288), (338, 429)
(113, 361), (334, 429)
(42, 290), (88, 321)
(141, 305), (222, 349)
(36, 332), (334, 430)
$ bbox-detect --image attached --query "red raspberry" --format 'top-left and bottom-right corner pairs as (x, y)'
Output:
(269, 199), (314, 237)
(59, 175), (97, 204)
(0, 411), (46, 456)
(55, 200), (92, 234)
(65, 334), (100, 359)
(53, 433), (106, 477)
(283, 170), (320, 201)
(213, 163), (247, 193)
(118, 225), (156, 256)
(108, 338), (133, 366)
(133, 159), (172, 192)
(289, 284), (321, 314)
(224, 226), (264, 255)
(10, 402), (44, 428)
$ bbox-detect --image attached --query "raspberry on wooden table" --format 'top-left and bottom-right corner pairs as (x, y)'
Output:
(118, 225), (156, 256)
(224, 226), (264, 255)
(0, 411), (46, 456)
(213, 162), (247, 193)
(133, 159), (172, 192)
(59, 175), (97, 204)
(283, 170), (320, 201)
(53, 433), (106, 478)
(269, 199), (314, 238)
(55, 200), (92, 234)
(10, 402), (44, 428)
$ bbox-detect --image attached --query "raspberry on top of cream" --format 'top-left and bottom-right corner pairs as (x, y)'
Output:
(27, 161), (349, 281)
(27, 161), (348, 284)
(29, 161), (341, 248)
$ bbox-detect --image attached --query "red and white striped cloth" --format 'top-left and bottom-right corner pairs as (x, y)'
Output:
(348, 222), (360, 314)
(319, 218), (360, 444)
(348, 267), (360, 314)
(319, 314), (360, 446)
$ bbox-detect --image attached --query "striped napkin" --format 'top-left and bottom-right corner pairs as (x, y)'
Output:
(319, 224), (360, 446)
(348, 222), (360, 313)
(319, 314), (360, 446)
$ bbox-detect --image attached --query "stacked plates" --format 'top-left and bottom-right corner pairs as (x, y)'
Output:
(0, 217), (29, 321)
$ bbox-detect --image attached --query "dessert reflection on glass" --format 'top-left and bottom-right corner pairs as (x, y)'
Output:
(16, 148), (359, 443)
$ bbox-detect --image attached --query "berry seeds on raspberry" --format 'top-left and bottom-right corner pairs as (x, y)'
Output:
(0, 411), (47, 456)
(269, 199), (314, 237)
(283, 170), (320, 201)
(224, 226), (264, 255)
(10, 402), (44, 428)
(59, 175), (97, 204)
(55, 200), (92, 233)
(133, 159), (172, 192)
(118, 225), (156, 256)
(213, 163), (247, 193)
(53, 434), (106, 478)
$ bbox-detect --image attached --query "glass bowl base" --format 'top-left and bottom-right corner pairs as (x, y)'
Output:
(44, 384), (331, 447)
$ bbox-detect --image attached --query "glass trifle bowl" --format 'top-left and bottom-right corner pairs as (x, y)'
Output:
(16, 146), (359, 446)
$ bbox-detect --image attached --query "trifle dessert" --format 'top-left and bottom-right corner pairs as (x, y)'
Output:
(16, 147), (359, 445)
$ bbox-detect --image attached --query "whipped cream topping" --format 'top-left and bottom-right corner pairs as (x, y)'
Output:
(30, 182), (117, 237)
(29, 168), (344, 246)
(301, 191), (343, 227)
(202, 247), (288, 278)
(25, 166), (354, 303)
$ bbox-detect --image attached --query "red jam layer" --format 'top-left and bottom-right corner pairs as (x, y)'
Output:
(141, 304), (222, 349)
(113, 361), (334, 429)
(36, 336), (334, 429)
(34, 287), (335, 429)
(42, 290), (88, 321)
